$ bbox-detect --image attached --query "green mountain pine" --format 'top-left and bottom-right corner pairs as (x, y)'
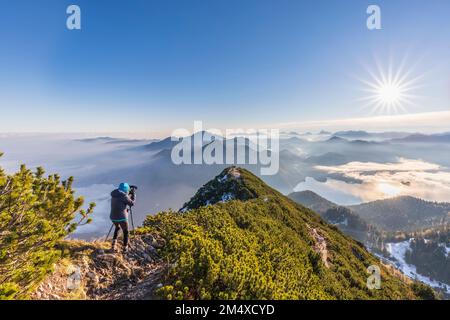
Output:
(142, 167), (435, 299)
(0, 153), (94, 299)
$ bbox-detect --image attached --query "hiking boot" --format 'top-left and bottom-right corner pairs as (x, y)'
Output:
(122, 245), (129, 254)
(111, 240), (117, 252)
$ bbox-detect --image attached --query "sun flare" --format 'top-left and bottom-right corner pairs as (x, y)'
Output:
(378, 83), (402, 104)
(358, 57), (423, 114)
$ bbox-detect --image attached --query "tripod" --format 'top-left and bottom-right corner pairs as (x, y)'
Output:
(105, 206), (136, 241)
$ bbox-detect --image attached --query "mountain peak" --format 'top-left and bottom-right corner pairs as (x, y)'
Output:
(180, 167), (276, 212)
(326, 136), (347, 143)
(288, 190), (337, 214)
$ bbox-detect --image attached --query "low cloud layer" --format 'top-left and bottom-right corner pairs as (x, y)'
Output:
(296, 158), (450, 204)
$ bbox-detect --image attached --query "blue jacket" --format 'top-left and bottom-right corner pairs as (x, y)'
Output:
(110, 189), (135, 222)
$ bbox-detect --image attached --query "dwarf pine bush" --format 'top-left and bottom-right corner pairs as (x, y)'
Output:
(142, 168), (437, 300)
(0, 153), (94, 299)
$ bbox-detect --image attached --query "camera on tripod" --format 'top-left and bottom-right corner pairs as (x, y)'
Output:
(129, 185), (138, 200)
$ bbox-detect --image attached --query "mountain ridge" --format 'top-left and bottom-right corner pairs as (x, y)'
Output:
(28, 167), (437, 300)
(141, 167), (434, 299)
(349, 196), (450, 231)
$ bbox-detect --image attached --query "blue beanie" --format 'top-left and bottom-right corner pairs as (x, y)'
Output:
(119, 183), (130, 193)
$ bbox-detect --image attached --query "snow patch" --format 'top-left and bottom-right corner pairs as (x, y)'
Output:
(438, 243), (450, 257)
(386, 240), (450, 294)
(217, 174), (229, 183)
(220, 192), (235, 202)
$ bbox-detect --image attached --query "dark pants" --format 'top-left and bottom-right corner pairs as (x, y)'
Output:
(112, 221), (129, 247)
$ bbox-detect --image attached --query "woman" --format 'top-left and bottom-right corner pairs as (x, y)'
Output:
(110, 182), (135, 253)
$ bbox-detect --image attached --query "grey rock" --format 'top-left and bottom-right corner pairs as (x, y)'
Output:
(142, 253), (153, 263)
(146, 245), (156, 253)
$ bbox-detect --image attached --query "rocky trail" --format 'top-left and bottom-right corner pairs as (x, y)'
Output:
(32, 234), (168, 300)
(307, 225), (330, 268)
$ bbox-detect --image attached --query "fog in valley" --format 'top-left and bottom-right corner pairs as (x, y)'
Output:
(1, 130), (450, 238)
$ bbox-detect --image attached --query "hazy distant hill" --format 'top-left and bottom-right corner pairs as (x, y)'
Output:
(304, 152), (350, 166)
(334, 130), (371, 139)
(349, 196), (450, 231)
(330, 135), (385, 145)
(288, 190), (337, 214)
(139, 137), (180, 151)
(334, 131), (410, 141)
(76, 136), (118, 143)
(76, 137), (153, 145)
(391, 133), (450, 144)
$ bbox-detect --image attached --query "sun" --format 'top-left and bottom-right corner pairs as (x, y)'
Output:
(358, 57), (423, 114)
(378, 83), (402, 104)
(378, 182), (401, 197)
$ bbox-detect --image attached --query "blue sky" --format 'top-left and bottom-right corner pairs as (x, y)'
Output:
(0, 0), (449, 135)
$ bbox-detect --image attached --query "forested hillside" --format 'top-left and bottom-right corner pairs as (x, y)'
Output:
(349, 196), (450, 231)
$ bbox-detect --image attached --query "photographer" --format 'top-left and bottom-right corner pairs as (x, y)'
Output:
(109, 183), (136, 253)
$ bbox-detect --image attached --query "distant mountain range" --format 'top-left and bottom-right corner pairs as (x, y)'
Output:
(77, 137), (156, 145)
(72, 130), (450, 231)
(331, 131), (450, 144)
(390, 133), (450, 144)
(333, 131), (410, 141)
(79, 131), (450, 147)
